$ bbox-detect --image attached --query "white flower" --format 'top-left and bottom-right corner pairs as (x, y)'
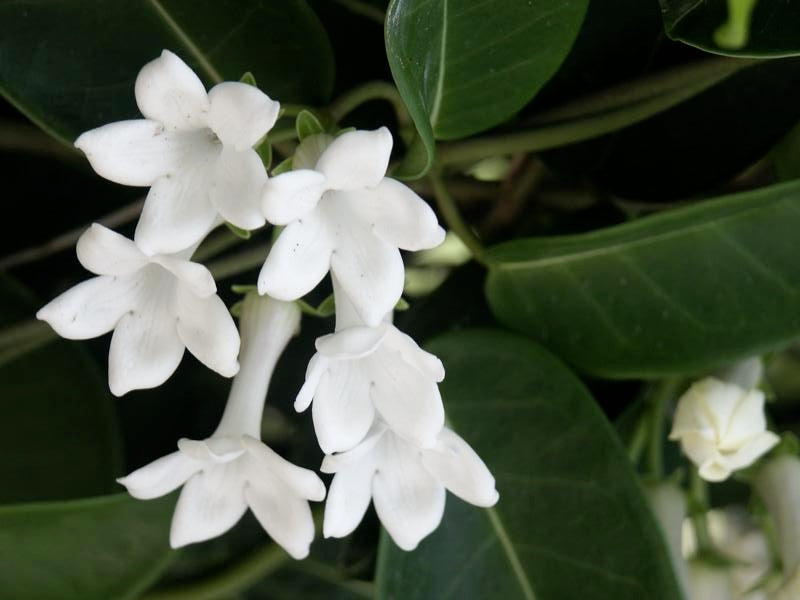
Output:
(669, 377), (779, 482)
(118, 294), (325, 559)
(258, 127), (445, 326)
(294, 321), (446, 454)
(75, 50), (278, 255)
(645, 482), (690, 598)
(687, 562), (736, 600)
(321, 423), (498, 551)
(36, 224), (239, 396)
(754, 454), (800, 595)
(119, 435), (325, 558)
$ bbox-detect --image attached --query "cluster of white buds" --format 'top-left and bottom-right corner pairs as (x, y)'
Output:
(37, 50), (497, 557)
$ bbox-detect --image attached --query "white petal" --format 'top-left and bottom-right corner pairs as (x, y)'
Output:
(725, 431), (780, 471)
(153, 255), (216, 297)
(313, 362), (375, 454)
(170, 464), (248, 548)
(373, 436), (446, 551)
(178, 437), (245, 463)
(669, 378), (734, 439)
(721, 389), (768, 450)
(323, 456), (376, 539)
(368, 348), (445, 448)
(679, 432), (719, 470)
(74, 120), (189, 186)
(242, 436), (326, 501)
(117, 451), (201, 499)
(76, 224), (146, 276)
(207, 81), (279, 150)
(346, 178), (445, 251)
(174, 286), (240, 378)
(320, 423), (386, 474)
(382, 326), (445, 381)
(261, 170), (326, 226)
(245, 476), (316, 559)
(135, 50), (209, 130)
(699, 459), (733, 483)
(295, 353), (326, 412)
(326, 203), (405, 326)
(208, 147), (266, 230)
(422, 428), (499, 507)
(316, 127), (392, 190)
(134, 156), (220, 256)
(108, 300), (184, 396)
(257, 214), (334, 300)
(315, 325), (387, 359)
(37, 275), (136, 339)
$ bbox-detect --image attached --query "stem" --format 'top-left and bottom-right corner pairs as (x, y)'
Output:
(279, 103), (308, 118)
(626, 412), (650, 467)
(206, 243), (270, 281)
(428, 168), (486, 263)
(329, 81), (411, 131)
(0, 198), (145, 271)
(689, 467), (715, 553)
(647, 378), (683, 479)
(0, 319), (56, 367)
(141, 544), (289, 600)
(437, 61), (755, 166)
(0, 121), (81, 163)
(332, 0), (386, 24)
(191, 228), (244, 263)
(286, 559), (374, 598)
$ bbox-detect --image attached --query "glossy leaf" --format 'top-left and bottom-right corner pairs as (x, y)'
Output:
(660, 0), (800, 57)
(0, 274), (122, 503)
(385, 0), (589, 177)
(0, 0), (334, 145)
(0, 493), (175, 600)
(485, 179), (800, 378)
(375, 328), (684, 599)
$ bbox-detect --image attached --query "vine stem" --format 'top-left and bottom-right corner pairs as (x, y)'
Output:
(647, 378), (683, 479)
(329, 81), (412, 131)
(428, 167), (486, 263)
(436, 59), (756, 166)
(141, 544), (288, 600)
(332, 0), (386, 24)
(0, 198), (145, 271)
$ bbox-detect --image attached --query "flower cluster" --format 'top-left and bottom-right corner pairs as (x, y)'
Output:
(37, 50), (497, 557)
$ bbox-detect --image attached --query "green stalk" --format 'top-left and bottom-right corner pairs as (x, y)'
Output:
(329, 81), (412, 131)
(428, 167), (486, 263)
(141, 545), (288, 600)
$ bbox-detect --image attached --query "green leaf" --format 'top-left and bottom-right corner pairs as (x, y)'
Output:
(272, 157), (294, 176)
(0, 0), (334, 145)
(296, 109), (326, 141)
(0, 274), (122, 503)
(385, 0), (588, 176)
(0, 493), (176, 600)
(660, 0), (800, 57)
(375, 329), (684, 599)
(485, 180), (800, 378)
(773, 120), (800, 181)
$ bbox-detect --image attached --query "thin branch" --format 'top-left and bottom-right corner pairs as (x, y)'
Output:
(0, 198), (145, 271)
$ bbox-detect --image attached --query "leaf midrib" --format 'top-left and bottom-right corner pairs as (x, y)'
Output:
(428, 0), (449, 128)
(486, 506), (536, 600)
(490, 189), (799, 271)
